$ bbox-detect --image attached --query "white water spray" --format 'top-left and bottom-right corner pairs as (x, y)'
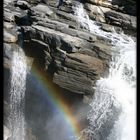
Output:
(74, 3), (136, 140)
(9, 47), (27, 140)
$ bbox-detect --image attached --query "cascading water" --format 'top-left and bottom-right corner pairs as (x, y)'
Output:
(74, 3), (136, 140)
(9, 47), (27, 140)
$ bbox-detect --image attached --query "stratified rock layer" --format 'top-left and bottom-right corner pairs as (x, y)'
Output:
(3, 0), (114, 97)
(4, 0), (136, 96)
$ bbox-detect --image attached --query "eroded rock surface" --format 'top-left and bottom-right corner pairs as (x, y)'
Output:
(4, 0), (136, 98)
(4, 0), (118, 97)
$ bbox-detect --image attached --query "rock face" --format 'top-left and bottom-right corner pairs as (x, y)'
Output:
(4, 0), (136, 97)
(4, 0), (114, 97)
(4, 0), (136, 139)
(53, 53), (104, 94)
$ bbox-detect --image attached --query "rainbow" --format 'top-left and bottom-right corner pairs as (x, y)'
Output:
(30, 65), (83, 140)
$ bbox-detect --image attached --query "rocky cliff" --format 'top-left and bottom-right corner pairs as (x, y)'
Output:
(4, 0), (136, 139)
(4, 0), (136, 101)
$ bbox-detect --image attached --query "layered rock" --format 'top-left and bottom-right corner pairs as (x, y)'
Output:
(85, 0), (136, 16)
(4, 0), (136, 97)
(84, 1), (136, 35)
(22, 19), (111, 96)
(53, 53), (104, 94)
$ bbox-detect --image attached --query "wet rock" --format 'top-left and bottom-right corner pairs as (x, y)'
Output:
(53, 53), (104, 95)
(31, 4), (54, 16)
(4, 43), (15, 60)
(3, 0), (135, 103)
(76, 31), (97, 42)
(3, 42), (19, 69)
(55, 10), (77, 22)
(84, 3), (106, 23)
(4, 30), (17, 43)
(86, 0), (113, 8)
(105, 10), (136, 30)
(4, 22), (15, 29)
(4, 5), (30, 25)
(36, 21), (57, 30)
(58, 5), (73, 13)
(101, 23), (115, 32)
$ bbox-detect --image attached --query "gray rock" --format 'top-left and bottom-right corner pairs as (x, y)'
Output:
(84, 3), (106, 23)
(105, 10), (136, 30)
(86, 0), (113, 8)
(31, 16), (69, 28)
(36, 21), (56, 30)
(4, 5), (29, 25)
(4, 10), (15, 22)
(4, 22), (15, 29)
(101, 23), (115, 32)
(55, 10), (77, 22)
(31, 25), (95, 52)
(42, 0), (58, 7)
(4, 43), (15, 59)
(58, 27), (77, 37)
(4, 29), (17, 43)
(53, 71), (94, 94)
(31, 4), (54, 16)
(53, 53), (104, 95)
(76, 31), (97, 42)
(58, 5), (73, 13)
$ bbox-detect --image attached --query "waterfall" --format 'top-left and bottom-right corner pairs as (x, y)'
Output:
(74, 3), (136, 140)
(9, 47), (27, 140)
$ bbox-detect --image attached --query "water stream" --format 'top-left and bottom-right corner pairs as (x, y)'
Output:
(74, 3), (136, 140)
(9, 47), (27, 140)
